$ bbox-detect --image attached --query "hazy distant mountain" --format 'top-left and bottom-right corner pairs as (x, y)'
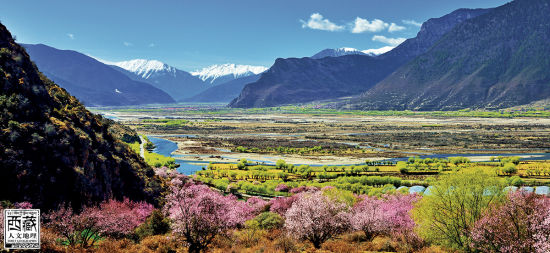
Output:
(184, 74), (261, 103)
(191, 63), (267, 85)
(311, 46), (394, 59)
(104, 59), (206, 101)
(350, 0), (550, 110)
(229, 8), (489, 108)
(312, 48), (368, 59)
(23, 44), (175, 106)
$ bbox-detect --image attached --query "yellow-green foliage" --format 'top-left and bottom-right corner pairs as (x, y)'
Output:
(413, 170), (506, 251)
(128, 141), (177, 168)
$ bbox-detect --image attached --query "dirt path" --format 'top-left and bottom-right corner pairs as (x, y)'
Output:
(139, 136), (146, 159)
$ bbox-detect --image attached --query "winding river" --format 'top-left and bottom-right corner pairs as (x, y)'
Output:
(148, 136), (550, 175)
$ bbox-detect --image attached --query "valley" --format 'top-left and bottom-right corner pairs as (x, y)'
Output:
(95, 105), (550, 176)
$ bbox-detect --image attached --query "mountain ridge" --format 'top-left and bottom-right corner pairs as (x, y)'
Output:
(229, 7), (490, 108)
(22, 44), (175, 106)
(348, 0), (550, 110)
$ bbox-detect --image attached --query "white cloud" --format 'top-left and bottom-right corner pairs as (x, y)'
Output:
(123, 41), (133, 47)
(300, 13), (345, 32)
(388, 23), (406, 32)
(402, 19), (422, 27)
(372, 35), (406, 46)
(149, 43), (156, 47)
(361, 46), (395, 56)
(66, 33), (74, 40)
(351, 18), (388, 33)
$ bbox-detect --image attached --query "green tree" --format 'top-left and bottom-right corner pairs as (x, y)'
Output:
(413, 170), (505, 252)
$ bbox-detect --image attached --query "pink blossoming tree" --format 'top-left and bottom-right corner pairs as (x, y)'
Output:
(351, 194), (419, 239)
(269, 195), (299, 216)
(471, 192), (550, 253)
(284, 191), (350, 249)
(165, 182), (253, 253)
(91, 198), (153, 238)
(246, 196), (269, 215)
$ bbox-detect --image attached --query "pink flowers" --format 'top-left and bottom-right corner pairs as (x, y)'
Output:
(91, 198), (153, 238)
(14, 201), (33, 209)
(284, 191), (350, 249)
(269, 195), (299, 215)
(351, 194), (419, 239)
(165, 183), (253, 253)
(44, 199), (153, 247)
(246, 196), (269, 214)
(289, 185), (318, 194)
(274, 183), (290, 192)
(471, 192), (550, 253)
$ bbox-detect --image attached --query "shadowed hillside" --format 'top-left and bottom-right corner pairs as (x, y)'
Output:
(0, 23), (162, 210)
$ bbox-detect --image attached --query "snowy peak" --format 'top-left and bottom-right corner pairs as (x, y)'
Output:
(312, 46), (394, 59)
(361, 46), (394, 56)
(312, 47), (365, 59)
(191, 63), (268, 84)
(106, 59), (177, 79)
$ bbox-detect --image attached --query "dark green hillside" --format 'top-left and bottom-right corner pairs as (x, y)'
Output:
(0, 23), (161, 210)
(352, 0), (550, 110)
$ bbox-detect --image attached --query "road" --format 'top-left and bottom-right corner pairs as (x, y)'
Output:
(139, 136), (146, 159)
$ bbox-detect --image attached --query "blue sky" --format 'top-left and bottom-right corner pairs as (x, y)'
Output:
(1, 0), (509, 71)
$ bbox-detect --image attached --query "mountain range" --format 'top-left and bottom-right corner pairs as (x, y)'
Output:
(95, 59), (267, 102)
(229, 8), (489, 108)
(104, 59), (207, 101)
(311, 47), (394, 59)
(23, 45), (267, 104)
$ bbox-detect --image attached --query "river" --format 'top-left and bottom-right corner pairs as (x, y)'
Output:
(147, 136), (550, 175)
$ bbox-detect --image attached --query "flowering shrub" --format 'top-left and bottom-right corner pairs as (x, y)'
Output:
(275, 184), (290, 192)
(14, 201), (33, 209)
(154, 166), (169, 178)
(44, 205), (101, 248)
(471, 192), (550, 253)
(269, 195), (299, 216)
(44, 199), (153, 247)
(284, 191), (350, 248)
(289, 186), (318, 194)
(165, 182), (253, 253)
(246, 197), (269, 214)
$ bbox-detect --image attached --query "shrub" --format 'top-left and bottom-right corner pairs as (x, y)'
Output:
(250, 212), (284, 230)
(275, 183), (290, 192)
(133, 209), (170, 241)
(43, 205), (102, 248)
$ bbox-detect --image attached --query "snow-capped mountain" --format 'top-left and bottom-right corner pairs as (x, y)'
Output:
(311, 47), (367, 59)
(361, 46), (394, 56)
(191, 63), (268, 85)
(311, 46), (395, 59)
(100, 59), (177, 79)
(99, 58), (206, 101)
